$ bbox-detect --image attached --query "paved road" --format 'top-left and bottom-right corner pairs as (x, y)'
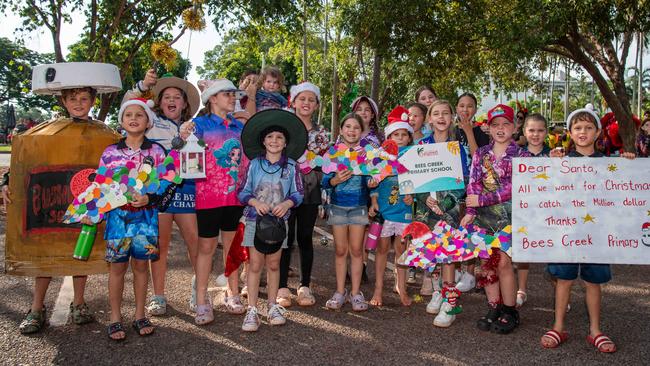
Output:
(1, 214), (649, 365)
(0, 153), (9, 167)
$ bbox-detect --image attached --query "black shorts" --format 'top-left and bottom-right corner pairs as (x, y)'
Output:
(196, 206), (244, 238)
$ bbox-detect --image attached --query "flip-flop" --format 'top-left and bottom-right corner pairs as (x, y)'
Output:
(541, 329), (568, 348)
(132, 318), (155, 337)
(107, 322), (126, 341)
(587, 333), (616, 353)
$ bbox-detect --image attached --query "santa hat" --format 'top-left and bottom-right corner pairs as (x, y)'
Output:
(118, 98), (156, 128)
(567, 104), (601, 130)
(643, 222), (650, 231)
(384, 105), (414, 137)
(289, 82), (320, 105)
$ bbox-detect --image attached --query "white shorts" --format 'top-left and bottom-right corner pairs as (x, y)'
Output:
(380, 220), (409, 238)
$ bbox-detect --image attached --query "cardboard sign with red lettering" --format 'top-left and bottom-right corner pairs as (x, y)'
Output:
(512, 157), (650, 264)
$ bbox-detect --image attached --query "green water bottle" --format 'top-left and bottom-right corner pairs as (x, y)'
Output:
(73, 224), (97, 261)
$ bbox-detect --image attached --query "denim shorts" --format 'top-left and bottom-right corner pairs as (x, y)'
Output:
(546, 263), (612, 284)
(327, 204), (368, 226)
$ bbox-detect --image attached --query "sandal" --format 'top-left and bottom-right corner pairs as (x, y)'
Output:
(516, 290), (527, 308)
(491, 310), (520, 334)
(132, 318), (155, 336)
(277, 287), (293, 307)
(296, 286), (316, 307)
(19, 308), (47, 335)
(477, 305), (501, 331)
(107, 322), (126, 341)
(541, 329), (568, 348)
(325, 290), (348, 310)
(587, 333), (617, 353)
(350, 292), (368, 312)
(194, 304), (214, 325)
(70, 303), (94, 325)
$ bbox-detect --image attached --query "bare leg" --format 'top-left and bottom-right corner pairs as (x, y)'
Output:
(108, 262), (128, 340)
(175, 213), (199, 270)
(246, 249), (265, 307)
(348, 225), (366, 295)
(370, 236), (390, 306)
(584, 281), (613, 351)
(265, 250), (283, 303)
(540, 278), (572, 347)
(332, 225), (349, 294)
(71, 276), (88, 306)
(221, 230), (239, 296)
(151, 213), (173, 296)
(32, 277), (52, 312)
(393, 236), (411, 306)
(517, 263), (530, 294)
(498, 253), (516, 306)
(195, 236), (217, 306)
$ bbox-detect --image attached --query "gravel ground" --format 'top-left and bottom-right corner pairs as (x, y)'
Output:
(1, 212), (649, 365)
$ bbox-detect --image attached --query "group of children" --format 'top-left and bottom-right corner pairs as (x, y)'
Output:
(5, 65), (643, 353)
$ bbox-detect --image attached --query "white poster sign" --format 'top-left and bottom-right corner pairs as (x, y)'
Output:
(512, 157), (650, 264)
(398, 142), (465, 194)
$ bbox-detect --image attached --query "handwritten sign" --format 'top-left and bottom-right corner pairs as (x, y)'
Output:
(26, 167), (79, 232)
(512, 157), (650, 264)
(398, 142), (464, 194)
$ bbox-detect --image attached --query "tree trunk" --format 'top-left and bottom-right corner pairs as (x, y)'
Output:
(370, 50), (381, 103)
(98, 93), (117, 121)
(331, 37), (339, 137)
(302, 1), (308, 81)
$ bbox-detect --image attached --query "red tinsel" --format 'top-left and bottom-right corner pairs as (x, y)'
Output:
(224, 222), (249, 276)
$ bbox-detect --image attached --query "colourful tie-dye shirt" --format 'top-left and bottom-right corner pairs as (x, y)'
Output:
(466, 141), (531, 217)
(192, 113), (249, 209)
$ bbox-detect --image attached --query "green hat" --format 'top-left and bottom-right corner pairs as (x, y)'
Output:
(241, 109), (307, 160)
(152, 73), (201, 117)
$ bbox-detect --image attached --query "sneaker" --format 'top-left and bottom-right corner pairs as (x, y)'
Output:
(19, 308), (46, 334)
(146, 295), (167, 316)
(420, 276), (434, 296)
(426, 291), (443, 314)
(241, 306), (260, 332)
(456, 272), (476, 293)
(276, 287), (292, 307)
(267, 304), (287, 326)
(194, 303), (214, 325)
(433, 302), (456, 328)
(69, 302), (94, 325)
(407, 269), (417, 284)
(189, 276), (197, 312)
(297, 286), (316, 307)
(224, 295), (246, 315)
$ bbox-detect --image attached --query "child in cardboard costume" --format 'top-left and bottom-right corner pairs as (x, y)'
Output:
(3, 62), (122, 334)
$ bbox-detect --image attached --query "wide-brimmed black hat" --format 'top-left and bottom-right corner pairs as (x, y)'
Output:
(241, 109), (307, 160)
(254, 214), (287, 254)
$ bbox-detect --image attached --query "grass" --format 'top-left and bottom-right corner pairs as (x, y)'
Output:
(0, 146), (10, 152)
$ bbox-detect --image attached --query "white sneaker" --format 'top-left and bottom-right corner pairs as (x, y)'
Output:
(426, 291), (443, 314)
(241, 306), (260, 332)
(433, 302), (456, 327)
(456, 271), (476, 293)
(455, 270), (462, 283)
(420, 276), (434, 296)
(267, 304), (287, 326)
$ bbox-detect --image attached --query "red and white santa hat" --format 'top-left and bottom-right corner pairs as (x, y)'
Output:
(119, 98), (156, 128)
(384, 105), (414, 137)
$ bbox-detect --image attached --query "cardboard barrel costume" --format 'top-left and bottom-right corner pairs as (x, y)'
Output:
(5, 62), (122, 276)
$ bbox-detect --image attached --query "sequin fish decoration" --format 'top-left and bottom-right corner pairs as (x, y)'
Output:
(298, 139), (407, 182)
(62, 150), (182, 224)
(397, 221), (512, 270)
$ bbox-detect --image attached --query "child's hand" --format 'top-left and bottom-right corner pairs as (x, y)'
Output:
(179, 121), (195, 140)
(403, 194), (413, 206)
(251, 199), (271, 216)
(367, 178), (379, 188)
(332, 170), (352, 185)
(465, 194), (479, 208)
(131, 192), (150, 207)
(2, 185), (11, 207)
(369, 202), (379, 217)
(426, 196), (443, 215)
(458, 118), (473, 132)
(460, 214), (475, 227)
(80, 217), (94, 225)
(621, 151), (636, 160)
(550, 147), (565, 158)
(142, 69), (158, 90)
(241, 75), (258, 97)
(272, 200), (293, 218)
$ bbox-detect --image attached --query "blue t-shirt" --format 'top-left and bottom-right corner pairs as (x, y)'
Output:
(371, 175), (412, 223)
(321, 173), (371, 207)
